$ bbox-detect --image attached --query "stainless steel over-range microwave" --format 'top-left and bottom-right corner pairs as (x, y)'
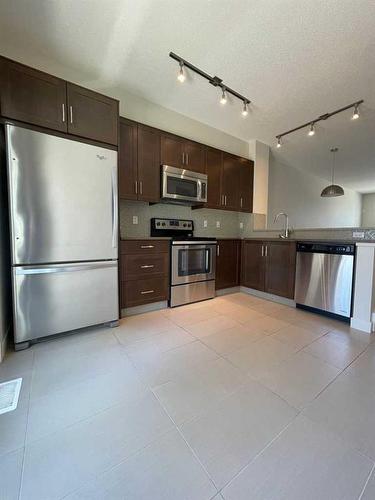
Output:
(161, 165), (207, 204)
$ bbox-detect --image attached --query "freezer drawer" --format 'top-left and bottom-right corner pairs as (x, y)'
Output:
(6, 125), (118, 264)
(12, 261), (119, 344)
(295, 252), (354, 318)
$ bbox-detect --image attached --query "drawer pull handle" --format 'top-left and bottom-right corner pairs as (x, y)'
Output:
(140, 245), (154, 249)
(140, 265), (154, 269)
(141, 290), (154, 294)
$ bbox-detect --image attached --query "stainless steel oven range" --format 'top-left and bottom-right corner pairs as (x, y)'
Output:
(150, 218), (216, 307)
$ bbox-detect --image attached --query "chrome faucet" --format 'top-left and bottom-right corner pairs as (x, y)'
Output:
(274, 212), (291, 239)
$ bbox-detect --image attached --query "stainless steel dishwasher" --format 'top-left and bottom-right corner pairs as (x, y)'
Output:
(295, 242), (355, 319)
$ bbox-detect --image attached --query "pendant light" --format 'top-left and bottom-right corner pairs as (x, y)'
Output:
(321, 147), (344, 197)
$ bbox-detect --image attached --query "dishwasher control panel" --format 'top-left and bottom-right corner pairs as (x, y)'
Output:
(297, 243), (355, 255)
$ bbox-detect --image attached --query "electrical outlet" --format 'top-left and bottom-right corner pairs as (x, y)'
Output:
(353, 230), (365, 239)
(203, 220), (208, 228)
(239, 222), (244, 229)
(216, 221), (221, 228)
(132, 215), (138, 225)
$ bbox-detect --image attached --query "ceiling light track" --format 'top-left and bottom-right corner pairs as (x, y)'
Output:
(275, 99), (363, 147)
(169, 52), (251, 115)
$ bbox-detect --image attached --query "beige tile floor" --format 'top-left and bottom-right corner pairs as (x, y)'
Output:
(0, 292), (375, 499)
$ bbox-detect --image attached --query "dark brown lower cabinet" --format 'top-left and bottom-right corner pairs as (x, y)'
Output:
(120, 239), (169, 309)
(265, 241), (296, 299)
(241, 240), (296, 299)
(240, 240), (265, 291)
(216, 240), (240, 290)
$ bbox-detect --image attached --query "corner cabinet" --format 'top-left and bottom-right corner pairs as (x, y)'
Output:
(0, 58), (67, 132)
(119, 118), (161, 203)
(216, 239), (241, 290)
(0, 55), (119, 145)
(241, 240), (296, 299)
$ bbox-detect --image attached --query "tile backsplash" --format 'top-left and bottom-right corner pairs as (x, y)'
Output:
(120, 201), (375, 241)
(120, 201), (243, 238)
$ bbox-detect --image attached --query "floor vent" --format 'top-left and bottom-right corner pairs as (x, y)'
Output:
(0, 378), (22, 415)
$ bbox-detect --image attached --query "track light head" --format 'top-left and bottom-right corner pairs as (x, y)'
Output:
(276, 137), (282, 148)
(220, 87), (227, 105)
(241, 101), (249, 117)
(352, 103), (360, 120)
(177, 61), (185, 83)
(308, 122), (315, 136)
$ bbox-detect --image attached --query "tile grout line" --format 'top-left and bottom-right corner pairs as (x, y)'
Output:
(358, 462), (375, 500)
(18, 349), (35, 500)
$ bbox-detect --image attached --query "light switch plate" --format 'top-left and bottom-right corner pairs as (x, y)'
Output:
(216, 221), (221, 228)
(132, 216), (138, 225)
(203, 220), (208, 228)
(239, 222), (244, 229)
(353, 230), (365, 239)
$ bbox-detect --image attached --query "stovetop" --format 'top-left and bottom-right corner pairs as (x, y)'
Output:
(171, 236), (217, 241)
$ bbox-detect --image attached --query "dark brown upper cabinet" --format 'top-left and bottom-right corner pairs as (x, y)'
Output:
(137, 124), (161, 202)
(119, 118), (138, 200)
(241, 240), (265, 291)
(66, 83), (118, 145)
(216, 239), (240, 290)
(205, 147), (223, 209)
(222, 153), (241, 211)
(265, 241), (296, 299)
(0, 57), (67, 132)
(239, 159), (254, 212)
(119, 118), (161, 203)
(160, 133), (205, 174)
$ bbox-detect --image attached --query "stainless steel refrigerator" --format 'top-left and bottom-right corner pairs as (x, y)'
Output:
(5, 124), (119, 349)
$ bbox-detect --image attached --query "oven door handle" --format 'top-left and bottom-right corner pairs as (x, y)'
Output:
(205, 248), (210, 273)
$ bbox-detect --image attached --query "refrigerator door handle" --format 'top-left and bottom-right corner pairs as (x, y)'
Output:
(111, 166), (118, 249)
(15, 262), (117, 275)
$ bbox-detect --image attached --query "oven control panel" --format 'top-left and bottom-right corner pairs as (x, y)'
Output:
(151, 218), (194, 237)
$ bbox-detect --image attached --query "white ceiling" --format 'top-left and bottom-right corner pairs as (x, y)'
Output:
(0, 0), (374, 191)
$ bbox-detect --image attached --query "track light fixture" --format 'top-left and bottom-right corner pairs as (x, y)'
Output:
(275, 100), (363, 148)
(308, 123), (315, 136)
(352, 103), (360, 120)
(170, 52), (252, 117)
(177, 61), (185, 83)
(220, 87), (227, 105)
(242, 101), (249, 117)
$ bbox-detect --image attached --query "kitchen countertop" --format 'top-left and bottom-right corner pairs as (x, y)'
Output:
(121, 236), (361, 243)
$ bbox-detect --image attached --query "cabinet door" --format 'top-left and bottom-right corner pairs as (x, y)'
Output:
(265, 241), (296, 299)
(216, 240), (240, 290)
(0, 58), (67, 132)
(160, 134), (183, 168)
(67, 83), (119, 145)
(137, 125), (161, 202)
(240, 159), (254, 212)
(205, 148), (222, 209)
(240, 240), (265, 291)
(222, 153), (240, 211)
(119, 119), (138, 200)
(184, 140), (206, 173)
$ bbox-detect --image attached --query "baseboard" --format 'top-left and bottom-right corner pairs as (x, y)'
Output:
(240, 286), (296, 308)
(121, 300), (168, 317)
(350, 317), (373, 334)
(0, 324), (11, 363)
(216, 287), (240, 296)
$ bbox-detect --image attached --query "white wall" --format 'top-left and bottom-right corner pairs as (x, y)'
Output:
(362, 193), (375, 227)
(267, 155), (362, 229)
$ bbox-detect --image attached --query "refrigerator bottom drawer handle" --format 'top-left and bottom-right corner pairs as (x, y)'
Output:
(140, 290), (154, 295)
(15, 262), (117, 275)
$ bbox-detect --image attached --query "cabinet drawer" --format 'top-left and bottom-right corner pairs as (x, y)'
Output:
(122, 277), (169, 307)
(121, 240), (169, 255)
(122, 253), (169, 281)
